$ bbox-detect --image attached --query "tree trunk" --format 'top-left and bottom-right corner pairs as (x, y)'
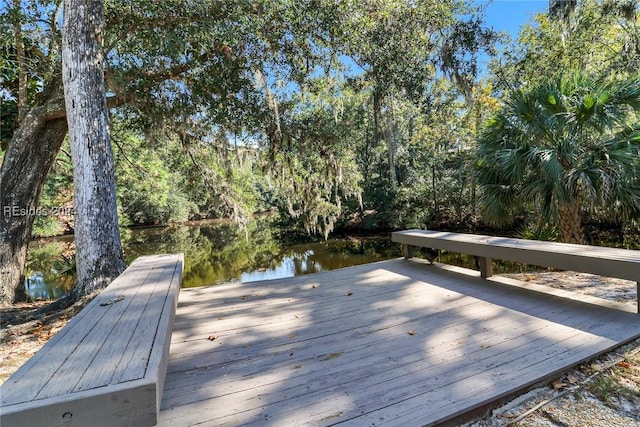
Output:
(63, 0), (124, 298)
(0, 78), (67, 305)
(558, 201), (585, 244)
(372, 90), (383, 148)
(386, 100), (398, 187)
(431, 162), (440, 222)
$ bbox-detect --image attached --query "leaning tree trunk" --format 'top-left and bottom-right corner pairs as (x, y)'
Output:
(558, 201), (585, 244)
(386, 102), (398, 188)
(0, 77), (68, 305)
(62, 0), (125, 298)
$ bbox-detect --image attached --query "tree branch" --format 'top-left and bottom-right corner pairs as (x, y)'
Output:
(29, 93), (129, 123)
(121, 51), (214, 86)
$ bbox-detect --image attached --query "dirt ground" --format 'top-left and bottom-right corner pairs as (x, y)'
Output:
(0, 300), (86, 384)
(1, 272), (639, 425)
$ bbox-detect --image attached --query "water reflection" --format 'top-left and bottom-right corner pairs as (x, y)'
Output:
(240, 250), (315, 283)
(25, 220), (401, 299)
(25, 238), (76, 300)
(25, 272), (67, 300)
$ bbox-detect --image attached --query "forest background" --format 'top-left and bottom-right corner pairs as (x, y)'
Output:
(2, 0), (640, 303)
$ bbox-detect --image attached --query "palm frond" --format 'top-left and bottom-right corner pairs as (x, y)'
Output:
(476, 70), (640, 228)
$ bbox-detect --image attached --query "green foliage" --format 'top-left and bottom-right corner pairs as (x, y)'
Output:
(341, 0), (497, 101)
(246, 1), (498, 235)
(31, 140), (74, 237)
(349, 77), (489, 230)
(493, 0), (640, 90)
(622, 220), (640, 248)
(31, 215), (62, 238)
(518, 221), (559, 242)
(2, 0), (536, 243)
(264, 79), (362, 239)
(477, 71), (640, 239)
(111, 117), (266, 228)
(1, 0), (58, 144)
(114, 132), (193, 225)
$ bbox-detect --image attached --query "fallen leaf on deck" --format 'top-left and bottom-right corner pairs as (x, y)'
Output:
(618, 361), (631, 369)
(345, 292), (353, 296)
(318, 352), (342, 361)
(100, 295), (125, 306)
(407, 330), (415, 336)
(319, 412), (344, 422)
(288, 334), (296, 338)
(241, 296), (249, 300)
(481, 344), (491, 349)
(208, 335), (219, 341)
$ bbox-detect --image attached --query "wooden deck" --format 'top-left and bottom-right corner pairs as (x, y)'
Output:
(158, 258), (640, 426)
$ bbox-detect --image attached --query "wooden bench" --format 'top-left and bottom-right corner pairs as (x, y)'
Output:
(392, 229), (640, 313)
(0, 253), (184, 427)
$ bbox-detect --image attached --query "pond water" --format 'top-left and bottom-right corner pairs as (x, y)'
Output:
(24, 221), (402, 300)
(24, 221), (543, 301)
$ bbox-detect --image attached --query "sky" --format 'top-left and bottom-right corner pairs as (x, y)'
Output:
(481, 0), (549, 39)
(473, 1), (549, 75)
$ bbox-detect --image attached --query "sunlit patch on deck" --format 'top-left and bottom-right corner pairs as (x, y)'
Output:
(158, 258), (640, 426)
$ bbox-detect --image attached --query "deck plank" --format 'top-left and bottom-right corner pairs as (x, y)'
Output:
(158, 258), (640, 426)
(112, 263), (177, 384)
(71, 261), (166, 392)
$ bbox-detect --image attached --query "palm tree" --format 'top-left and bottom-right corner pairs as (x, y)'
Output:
(477, 72), (640, 243)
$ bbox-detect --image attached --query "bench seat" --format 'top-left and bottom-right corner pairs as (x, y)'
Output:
(392, 229), (640, 311)
(0, 253), (183, 427)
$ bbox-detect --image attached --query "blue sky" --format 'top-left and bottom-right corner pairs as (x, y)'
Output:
(481, 0), (548, 39)
(474, 1), (549, 75)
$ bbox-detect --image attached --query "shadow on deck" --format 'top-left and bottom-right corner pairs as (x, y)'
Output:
(158, 258), (640, 426)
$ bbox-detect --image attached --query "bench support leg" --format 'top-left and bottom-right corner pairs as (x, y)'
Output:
(478, 257), (493, 278)
(403, 244), (415, 259)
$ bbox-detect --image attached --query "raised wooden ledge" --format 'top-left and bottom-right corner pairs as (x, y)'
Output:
(0, 253), (184, 427)
(392, 229), (640, 312)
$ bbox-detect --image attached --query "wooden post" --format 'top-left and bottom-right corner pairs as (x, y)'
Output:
(478, 257), (493, 278)
(403, 244), (414, 259)
(637, 282), (639, 314)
